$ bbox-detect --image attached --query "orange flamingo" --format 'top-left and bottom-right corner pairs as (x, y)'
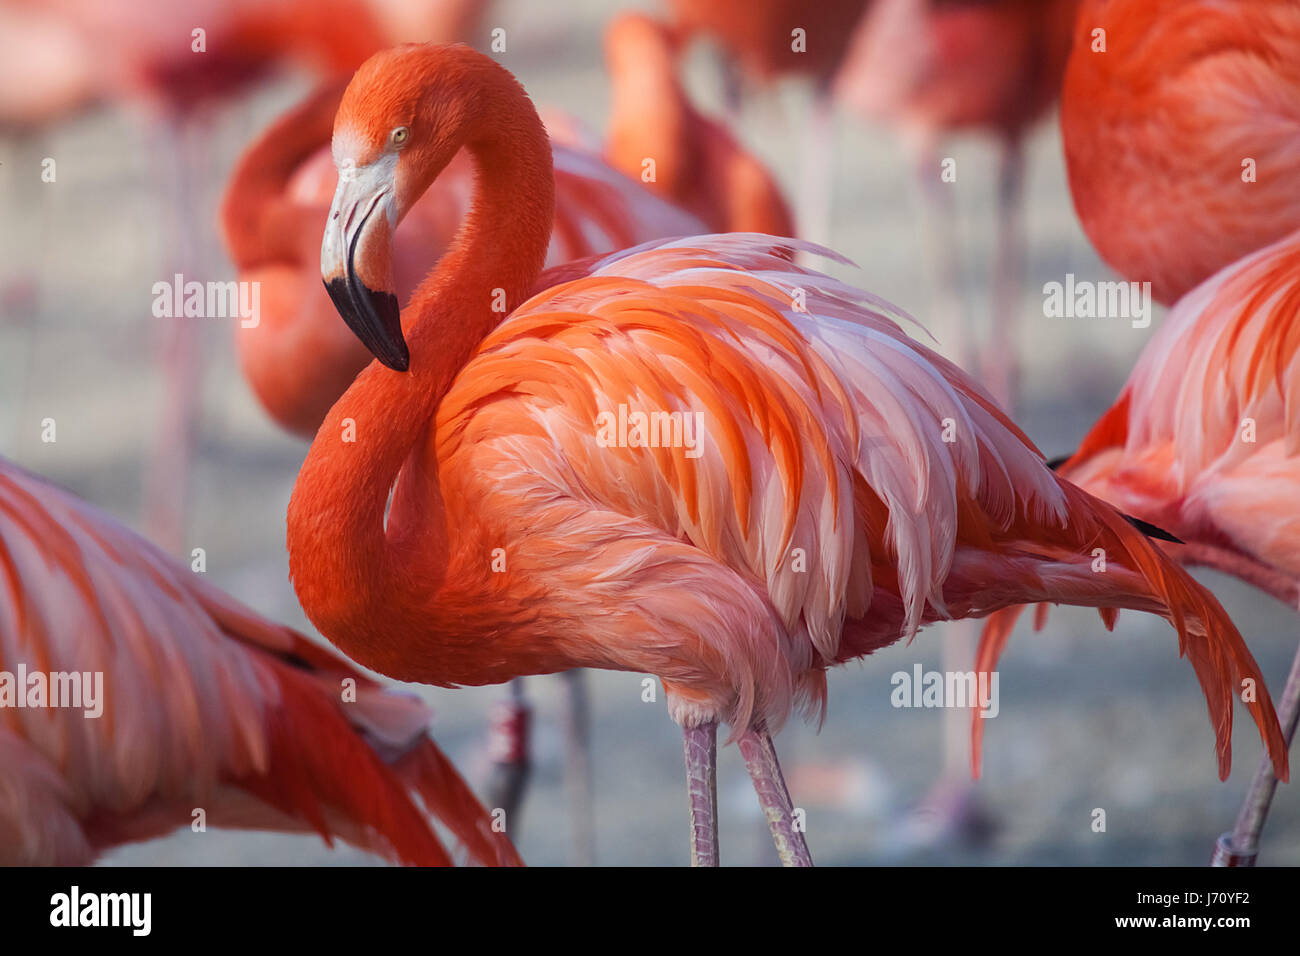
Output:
(220, 79), (704, 864)
(603, 12), (795, 237)
(1060, 0), (1300, 307)
(0, 457), (520, 866)
(979, 229), (1300, 865)
(664, 0), (871, 87)
(285, 43), (1286, 866)
(663, 0), (874, 244)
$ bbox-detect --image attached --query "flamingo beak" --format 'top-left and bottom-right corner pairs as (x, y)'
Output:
(321, 159), (409, 372)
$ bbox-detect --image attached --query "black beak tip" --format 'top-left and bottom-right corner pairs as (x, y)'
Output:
(324, 277), (410, 373)
(381, 335), (411, 372)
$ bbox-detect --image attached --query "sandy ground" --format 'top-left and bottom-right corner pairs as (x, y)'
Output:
(1, 0), (1296, 866)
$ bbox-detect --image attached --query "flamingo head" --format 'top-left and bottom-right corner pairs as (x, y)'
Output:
(321, 43), (484, 372)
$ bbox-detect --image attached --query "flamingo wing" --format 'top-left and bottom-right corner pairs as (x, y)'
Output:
(1062, 229), (1300, 576)
(0, 459), (520, 865)
(426, 234), (1285, 776)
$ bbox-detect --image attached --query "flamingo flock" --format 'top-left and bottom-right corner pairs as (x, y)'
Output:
(2, 0), (1298, 869)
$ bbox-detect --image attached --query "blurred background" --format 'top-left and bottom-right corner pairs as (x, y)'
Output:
(0, 0), (1295, 865)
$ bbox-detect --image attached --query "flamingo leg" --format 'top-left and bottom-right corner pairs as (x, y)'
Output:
(1214, 634), (1300, 866)
(558, 669), (596, 865)
(796, 86), (836, 252)
(739, 724), (813, 867)
(906, 137), (996, 846)
(483, 678), (532, 838)
(910, 135), (972, 373)
(143, 110), (205, 553)
(983, 135), (1026, 413)
(682, 720), (720, 866)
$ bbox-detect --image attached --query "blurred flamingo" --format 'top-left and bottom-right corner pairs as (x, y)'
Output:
(0, 457), (520, 866)
(285, 44), (1286, 865)
(603, 12), (795, 237)
(835, 0), (1081, 409)
(219, 77), (704, 864)
(1, 0), (491, 554)
(979, 230), (1300, 865)
(1009, 0), (1300, 864)
(13, 0), (394, 554)
(663, 0), (874, 243)
(1060, 0), (1300, 307)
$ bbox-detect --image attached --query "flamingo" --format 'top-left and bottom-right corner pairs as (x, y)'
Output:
(285, 43), (1287, 866)
(603, 12), (795, 237)
(1060, 0), (1300, 308)
(662, 0), (874, 245)
(220, 78), (704, 864)
(664, 0), (870, 86)
(978, 229), (1300, 865)
(0, 457), (520, 866)
(7, 0), (491, 554)
(834, 0), (1081, 409)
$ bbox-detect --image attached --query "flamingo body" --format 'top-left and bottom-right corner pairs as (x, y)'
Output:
(664, 0), (872, 84)
(1054, 230), (1300, 584)
(835, 0), (1079, 139)
(1061, 0), (1300, 305)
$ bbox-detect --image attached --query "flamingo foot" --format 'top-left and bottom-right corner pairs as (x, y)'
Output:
(682, 720), (720, 866)
(739, 725), (813, 867)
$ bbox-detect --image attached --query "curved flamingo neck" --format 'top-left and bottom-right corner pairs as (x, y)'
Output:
(221, 82), (345, 268)
(287, 60), (555, 682)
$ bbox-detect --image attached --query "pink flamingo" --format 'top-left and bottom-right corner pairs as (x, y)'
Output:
(979, 229), (1300, 865)
(0, 457), (520, 866)
(662, 0), (874, 244)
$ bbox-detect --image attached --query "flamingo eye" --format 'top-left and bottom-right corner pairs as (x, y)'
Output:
(389, 126), (410, 148)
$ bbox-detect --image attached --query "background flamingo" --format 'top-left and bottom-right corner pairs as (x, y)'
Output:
(603, 13), (794, 237)
(835, 0), (1081, 410)
(1, 0), (494, 555)
(285, 43), (1285, 866)
(220, 80), (705, 437)
(0, 456), (520, 866)
(662, 0), (874, 244)
(959, 0), (1300, 866)
(1060, 0), (1300, 308)
(980, 230), (1300, 866)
